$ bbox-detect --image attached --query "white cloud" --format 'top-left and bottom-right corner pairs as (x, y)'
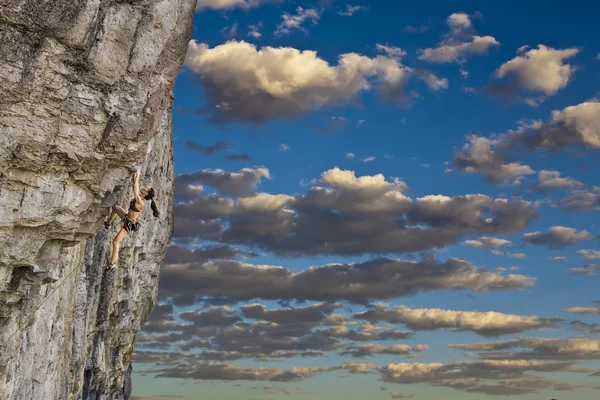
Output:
(338, 4), (368, 16)
(361, 156), (375, 163)
(536, 170), (583, 192)
(563, 307), (600, 315)
(453, 100), (600, 184)
(354, 306), (558, 336)
(183, 40), (447, 123)
(509, 253), (527, 259)
(196, 0), (273, 11)
(449, 337), (600, 361)
(549, 256), (568, 262)
(278, 144), (290, 152)
(464, 236), (513, 249)
(235, 193), (294, 212)
(248, 23), (262, 39)
(275, 6), (321, 36)
(418, 12), (499, 63)
(522, 226), (593, 248)
(452, 130), (536, 184)
(346, 153), (355, 159)
(545, 99), (600, 149)
(495, 45), (579, 96)
(376, 44), (407, 60)
(569, 264), (600, 276)
(577, 249), (600, 260)
(320, 168), (407, 192)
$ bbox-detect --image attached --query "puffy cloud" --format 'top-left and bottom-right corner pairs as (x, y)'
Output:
(535, 170), (583, 192)
(451, 126), (537, 184)
(577, 249), (600, 260)
(139, 359), (373, 382)
(408, 194), (536, 233)
(180, 306), (242, 326)
(493, 45), (579, 96)
(274, 7), (320, 36)
(535, 100), (600, 149)
(174, 168), (537, 256)
(418, 12), (499, 63)
(420, 36), (499, 63)
(235, 193), (295, 212)
(379, 359), (594, 395)
(449, 337), (600, 361)
(316, 323), (413, 342)
(148, 362), (325, 382)
(452, 100), (600, 184)
(568, 264), (600, 276)
(240, 302), (344, 327)
(558, 189), (600, 211)
(570, 320), (600, 334)
(174, 193), (234, 220)
(196, 0), (274, 11)
(354, 306), (559, 337)
(521, 226), (593, 248)
(563, 307), (600, 315)
(159, 257), (534, 305)
(463, 236), (513, 249)
(175, 167), (270, 199)
(340, 343), (428, 358)
(172, 234), (252, 260)
(183, 40), (446, 124)
(297, 167), (411, 214)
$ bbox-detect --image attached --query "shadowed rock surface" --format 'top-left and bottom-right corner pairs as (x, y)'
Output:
(0, 1), (196, 398)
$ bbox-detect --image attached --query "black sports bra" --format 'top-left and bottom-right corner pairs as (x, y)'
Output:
(130, 199), (141, 212)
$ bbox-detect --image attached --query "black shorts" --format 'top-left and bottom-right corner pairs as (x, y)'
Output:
(122, 218), (141, 233)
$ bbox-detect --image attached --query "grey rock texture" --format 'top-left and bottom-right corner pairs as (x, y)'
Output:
(0, 1), (196, 399)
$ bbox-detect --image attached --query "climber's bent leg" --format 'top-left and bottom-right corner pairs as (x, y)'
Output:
(104, 205), (127, 229)
(107, 227), (128, 270)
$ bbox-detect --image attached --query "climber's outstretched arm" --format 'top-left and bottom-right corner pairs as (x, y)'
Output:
(131, 166), (142, 203)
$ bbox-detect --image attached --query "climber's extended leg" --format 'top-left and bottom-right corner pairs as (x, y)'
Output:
(104, 204), (127, 229)
(106, 227), (128, 270)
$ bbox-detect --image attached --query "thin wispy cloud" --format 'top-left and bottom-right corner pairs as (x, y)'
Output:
(337, 4), (367, 16)
(274, 6), (321, 36)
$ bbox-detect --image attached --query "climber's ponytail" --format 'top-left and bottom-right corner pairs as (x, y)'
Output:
(150, 198), (160, 218)
(144, 188), (160, 218)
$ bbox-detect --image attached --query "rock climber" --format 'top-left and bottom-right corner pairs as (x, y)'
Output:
(103, 166), (160, 271)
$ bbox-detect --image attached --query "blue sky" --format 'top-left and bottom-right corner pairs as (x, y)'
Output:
(131, 1), (600, 399)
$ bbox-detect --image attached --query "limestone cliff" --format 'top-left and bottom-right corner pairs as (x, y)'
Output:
(0, 1), (196, 399)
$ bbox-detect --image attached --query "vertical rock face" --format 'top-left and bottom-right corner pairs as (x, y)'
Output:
(0, 1), (196, 399)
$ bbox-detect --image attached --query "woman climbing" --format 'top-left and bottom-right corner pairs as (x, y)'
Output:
(104, 166), (160, 271)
